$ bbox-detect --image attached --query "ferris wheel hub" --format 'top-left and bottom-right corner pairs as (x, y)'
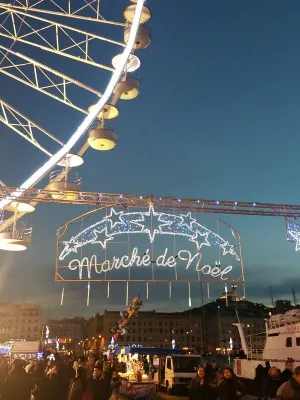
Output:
(88, 127), (118, 151)
(123, 5), (152, 25)
(112, 53), (141, 73)
(88, 104), (119, 120)
(114, 76), (140, 100)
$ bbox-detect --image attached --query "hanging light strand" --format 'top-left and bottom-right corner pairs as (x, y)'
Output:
(126, 281), (129, 307)
(60, 286), (65, 306)
(87, 282), (90, 307)
(188, 282), (191, 307)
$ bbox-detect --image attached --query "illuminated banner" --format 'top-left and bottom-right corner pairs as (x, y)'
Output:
(286, 220), (300, 251)
(56, 204), (242, 283)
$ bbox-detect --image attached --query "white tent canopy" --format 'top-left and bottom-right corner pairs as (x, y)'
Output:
(11, 341), (39, 354)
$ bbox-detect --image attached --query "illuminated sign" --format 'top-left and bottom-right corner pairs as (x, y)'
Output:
(57, 205), (241, 283)
(68, 248), (232, 280)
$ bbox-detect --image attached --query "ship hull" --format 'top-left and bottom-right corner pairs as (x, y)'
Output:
(234, 358), (288, 379)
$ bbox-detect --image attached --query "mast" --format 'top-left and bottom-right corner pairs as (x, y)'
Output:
(293, 289), (298, 306)
(269, 286), (275, 309)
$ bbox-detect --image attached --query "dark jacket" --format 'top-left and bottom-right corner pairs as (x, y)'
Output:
(281, 369), (293, 384)
(277, 378), (300, 400)
(263, 375), (281, 399)
(2, 367), (32, 400)
(189, 377), (216, 400)
(218, 377), (246, 400)
(91, 377), (111, 400)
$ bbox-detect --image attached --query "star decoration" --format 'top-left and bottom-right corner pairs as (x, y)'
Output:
(105, 208), (124, 230)
(220, 241), (240, 260)
(92, 228), (113, 249)
(190, 231), (211, 250)
(60, 237), (81, 259)
(140, 204), (161, 243)
(288, 231), (300, 251)
(179, 212), (196, 230)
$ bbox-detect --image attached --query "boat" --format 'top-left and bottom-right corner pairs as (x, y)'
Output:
(233, 309), (300, 379)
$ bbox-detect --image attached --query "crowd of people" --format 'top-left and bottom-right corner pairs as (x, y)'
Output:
(0, 352), (121, 400)
(189, 364), (246, 400)
(189, 359), (300, 400)
(254, 359), (300, 400)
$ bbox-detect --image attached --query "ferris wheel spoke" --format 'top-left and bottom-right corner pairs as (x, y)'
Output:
(0, 8), (124, 70)
(4, 0), (124, 23)
(0, 3), (126, 27)
(0, 99), (63, 156)
(0, 45), (101, 113)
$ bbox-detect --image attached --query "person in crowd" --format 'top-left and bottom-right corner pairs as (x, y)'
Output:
(264, 361), (271, 377)
(205, 362), (215, 382)
(189, 366), (217, 400)
(255, 364), (265, 400)
(67, 361), (85, 400)
(277, 366), (300, 400)
(91, 366), (111, 400)
(102, 354), (111, 375)
(280, 359), (294, 384)
(82, 354), (96, 400)
(2, 358), (32, 400)
(44, 359), (60, 400)
(111, 370), (122, 400)
(32, 359), (47, 400)
(262, 366), (281, 400)
(0, 357), (9, 393)
(218, 367), (246, 400)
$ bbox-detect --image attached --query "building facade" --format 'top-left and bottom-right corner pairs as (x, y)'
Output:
(48, 317), (85, 350)
(86, 309), (203, 352)
(0, 301), (42, 342)
(196, 297), (270, 354)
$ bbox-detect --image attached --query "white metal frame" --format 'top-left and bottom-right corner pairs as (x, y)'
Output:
(0, 7), (124, 70)
(0, 0), (125, 24)
(0, 99), (63, 156)
(0, 0), (145, 227)
(0, 45), (102, 113)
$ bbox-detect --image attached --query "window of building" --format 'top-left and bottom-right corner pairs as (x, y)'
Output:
(296, 337), (300, 347)
(286, 337), (292, 347)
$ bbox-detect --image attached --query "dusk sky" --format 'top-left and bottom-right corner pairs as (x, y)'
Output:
(1, 0), (300, 319)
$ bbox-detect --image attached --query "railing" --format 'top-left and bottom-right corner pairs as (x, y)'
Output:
(247, 349), (264, 360)
(49, 170), (82, 186)
(248, 347), (300, 362)
(2, 221), (32, 239)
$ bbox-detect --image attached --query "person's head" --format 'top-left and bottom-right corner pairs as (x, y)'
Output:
(88, 355), (96, 369)
(293, 367), (300, 384)
(11, 359), (23, 370)
(103, 354), (108, 361)
(285, 360), (294, 371)
(197, 366), (205, 379)
(269, 367), (279, 377)
(265, 361), (270, 368)
(223, 367), (234, 379)
(93, 366), (102, 379)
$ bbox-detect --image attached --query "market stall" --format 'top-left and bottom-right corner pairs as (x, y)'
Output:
(10, 341), (40, 360)
(115, 347), (186, 399)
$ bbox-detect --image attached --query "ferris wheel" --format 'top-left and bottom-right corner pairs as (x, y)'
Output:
(0, 0), (152, 252)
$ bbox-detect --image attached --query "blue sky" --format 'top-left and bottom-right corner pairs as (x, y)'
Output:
(1, 0), (300, 319)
